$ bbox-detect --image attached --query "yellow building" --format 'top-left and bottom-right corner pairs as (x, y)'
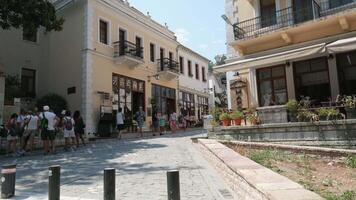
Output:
(217, 0), (356, 121)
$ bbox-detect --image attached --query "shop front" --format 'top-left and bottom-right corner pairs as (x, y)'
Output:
(151, 84), (176, 117)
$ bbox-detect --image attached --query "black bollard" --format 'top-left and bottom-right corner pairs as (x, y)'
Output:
(48, 165), (60, 200)
(167, 170), (180, 200)
(1, 164), (17, 199)
(104, 168), (115, 200)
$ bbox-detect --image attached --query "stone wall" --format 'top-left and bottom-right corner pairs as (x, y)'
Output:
(257, 105), (288, 124)
(208, 120), (356, 149)
(0, 76), (4, 124)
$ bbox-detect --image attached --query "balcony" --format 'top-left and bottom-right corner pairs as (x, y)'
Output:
(113, 40), (144, 68)
(232, 0), (356, 54)
(157, 58), (180, 80)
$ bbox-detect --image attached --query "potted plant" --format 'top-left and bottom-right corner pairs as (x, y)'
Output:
(286, 99), (298, 122)
(342, 96), (356, 119)
(317, 107), (340, 121)
(230, 110), (243, 126)
(247, 113), (258, 125)
(219, 113), (231, 126)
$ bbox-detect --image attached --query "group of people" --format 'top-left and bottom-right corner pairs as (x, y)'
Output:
(3, 105), (86, 157)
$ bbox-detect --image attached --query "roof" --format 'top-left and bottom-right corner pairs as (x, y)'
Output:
(178, 44), (210, 63)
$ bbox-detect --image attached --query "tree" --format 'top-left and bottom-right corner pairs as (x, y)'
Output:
(37, 93), (68, 115)
(0, 0), (64, 32)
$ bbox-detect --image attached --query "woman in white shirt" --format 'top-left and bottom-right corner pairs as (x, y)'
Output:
(63, 110), (76, 151)
(23, 111), (39, 153)
(116, 108), (125, 140)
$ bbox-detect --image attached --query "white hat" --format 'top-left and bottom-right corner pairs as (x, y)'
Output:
(61, 110), (66, 115)
(43, 105), (50, 111)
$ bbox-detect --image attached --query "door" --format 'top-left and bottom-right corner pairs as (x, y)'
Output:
(260, 0), (277, 28)
(119, 29), (126, 56)
(160, 48), (165, 70)
(169, 52), (173, 68)
(166, 99), (176, 116)
(132, 92), (145, 115)
(135, 36), (142, 58)
(293, 0), (314, 24)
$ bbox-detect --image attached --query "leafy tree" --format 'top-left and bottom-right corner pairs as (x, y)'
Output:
(37, 93), (68, 115)
(0, 0), (64, 32)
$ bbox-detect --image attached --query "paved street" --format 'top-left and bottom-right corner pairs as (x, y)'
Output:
(1, 130), (235, 200)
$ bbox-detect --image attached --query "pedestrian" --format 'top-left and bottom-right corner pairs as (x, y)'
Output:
(16, 109), (26, 155)
(158, 112), (165, 136)
(63, 110), (76, 151)
(135, 106), (145, 138)
(39, 105), (58, 155)
(152, 111), (159, 136)
(116, 108), (125, 140)
(5, 113), (18, 156)
(169, 111), (177, 134)
(73, 110), (86, 147)
(22, 110), (39, 153)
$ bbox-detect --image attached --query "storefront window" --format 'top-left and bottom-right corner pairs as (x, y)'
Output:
(337, 50), (356, 95)
(197, 96), (209, 120)
(179, 91), (195, 117)
(152, 84), (176, 115)
(257, 65), (287, 107)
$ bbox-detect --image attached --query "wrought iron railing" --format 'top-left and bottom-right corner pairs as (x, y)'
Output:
(113, 40), (143, 59)
(233, 0), (356, 41)
(157, 58), (179, 74)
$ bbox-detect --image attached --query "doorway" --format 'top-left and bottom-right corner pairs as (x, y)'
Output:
(293, 0), (314, 24)
(119, 29), (126, 56)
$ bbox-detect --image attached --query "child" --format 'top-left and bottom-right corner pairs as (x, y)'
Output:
(158, 113), (165, 136)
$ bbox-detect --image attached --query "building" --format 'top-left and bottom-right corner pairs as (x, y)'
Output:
(217, 0), (356, 119)
(0, 0), (209, 132)
(177, 45), (210, 121)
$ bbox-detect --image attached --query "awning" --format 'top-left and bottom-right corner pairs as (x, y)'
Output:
(214, 43), (326, 73)
(326, 36), (356, 54)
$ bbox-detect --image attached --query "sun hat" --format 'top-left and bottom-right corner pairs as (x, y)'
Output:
(43, 105), (50, 111)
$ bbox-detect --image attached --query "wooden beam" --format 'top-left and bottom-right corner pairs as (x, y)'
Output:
(339, 17), (350, 31)
(281, 32), (292, 44)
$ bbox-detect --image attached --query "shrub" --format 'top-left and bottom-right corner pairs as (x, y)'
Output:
(286, 99), (299, 113)
(209, 107), (222, 122)
(345, 155), (356, 168)
(36, 93), (68, 115)
(219, 113), (231, 121)
(230, 111), (243, 120)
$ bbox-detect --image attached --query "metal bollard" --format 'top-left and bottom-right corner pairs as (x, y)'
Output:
(104, 168), (116, 200)
(167, 170), (180, 200)
(48, 165), (60, 200)
(1, 164), (17, 199)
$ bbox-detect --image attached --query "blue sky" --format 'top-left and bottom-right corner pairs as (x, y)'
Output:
(128, 0), (227, 61)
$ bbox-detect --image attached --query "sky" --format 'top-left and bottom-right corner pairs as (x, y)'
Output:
(128, 0), (227, 61)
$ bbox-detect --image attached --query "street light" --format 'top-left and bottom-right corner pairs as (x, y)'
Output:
(221, 14), (233, 26)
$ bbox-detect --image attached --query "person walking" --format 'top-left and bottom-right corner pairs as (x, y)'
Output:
(116, 108), (125, 140)
(16, 109), (26, 155)
(63, 110), (76, 151)
(73, 110), (86, 147)
(22, 110), (39, 153)
(135, 106), (145, 138)
(5, 114), (18, 156)
(158, 112), (166, 136)
(169, 112), (177, 134)
(152, 111), (159, 136)
(39, 105), (58, 155)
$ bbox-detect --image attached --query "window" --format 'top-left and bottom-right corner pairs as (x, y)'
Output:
(197, 96), (209, 119)
(195, 64), (200, 80)
(260, 0), (276, 28)
(257, 65), (287, 107)
(152, 84), (176, 115)
(99, 20), (109, 45)
(135, 36), (143, 58)
(202, 67), (206, 82)
(294, 57), (330, 102)
(150, 43), (155, 62)
(21, 68), (36, 98)
(179, 92), (195, 117)
(329, 0), (353, 9)
(188, 60), (193, 77)
(337, 50), (356, 95)
(179, 56), (184, 74)
(292, 0), (314, 24)
(23, 27), (37, 43)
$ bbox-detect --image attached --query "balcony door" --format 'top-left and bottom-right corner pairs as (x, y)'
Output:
(329, 0), (353, 9)
(293, 0), (314, 24)
(135, 36), (142, 58)
(119, 29), (126, 56)
(260, 0), (277, 28)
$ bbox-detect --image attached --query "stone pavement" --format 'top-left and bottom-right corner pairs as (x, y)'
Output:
(1, 130), (236, 200)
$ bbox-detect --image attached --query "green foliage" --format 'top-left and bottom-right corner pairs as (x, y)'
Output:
(230, 110), (243, 120)
(345, 155), (356, 168)
(298, 96), (312, 109)
(286, 99), (299, 112)
(342, 96), (356, 109)
(316, 107), (340, 120)
(248, 150), (283, 168)
(0, 0), (64, 31)
(219, 113), (231, 121)
(324, 191), (356, 200)
(36, 93), (67, 115)
(209, 107), (222, 122)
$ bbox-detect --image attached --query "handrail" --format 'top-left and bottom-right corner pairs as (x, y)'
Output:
(113, 40), (143, 59)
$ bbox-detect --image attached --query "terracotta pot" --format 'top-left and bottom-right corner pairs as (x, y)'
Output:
(250, 118), (257, 125)
(222, 119), (230, 126)
(233, 119), (242, 126)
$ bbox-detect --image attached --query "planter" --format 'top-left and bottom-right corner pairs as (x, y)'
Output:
(345, 107), (356, 119)
(287, 112), (297, 122)
(249, 118), (257, 126)
(222, 119), (230, 126)
(233, 118), (242, 126)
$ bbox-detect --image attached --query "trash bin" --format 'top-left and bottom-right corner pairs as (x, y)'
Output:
(1, 164), (17, 199)
(203, 115), (214, 130)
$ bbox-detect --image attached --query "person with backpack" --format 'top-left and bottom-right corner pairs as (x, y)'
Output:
(39, 105), (58, 155)
(6, 113), (19, 156)
(73, 110), (86, 147)
(63, 110), (76, 151)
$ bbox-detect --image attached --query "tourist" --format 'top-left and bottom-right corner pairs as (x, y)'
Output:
(6, 113), (18, 156)
(16, 109), (26, 155)
(74, 110), (86, 146)
(159, 112), (165, 136)
(63, 110), (76, 151)
(135, 106), (145, 138)
(116, 108), (125, 140)
(152, 111), (159, 136)
(169, 111), (177, 134)
(39, 105), (58, 155)
(22, 110), (39, 153)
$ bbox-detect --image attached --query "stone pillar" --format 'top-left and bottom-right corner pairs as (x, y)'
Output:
(285, 64), (296, 100)
(0, 75), (4, 124)
(328, 56), (340, 101)
(248, 68), (259, 107)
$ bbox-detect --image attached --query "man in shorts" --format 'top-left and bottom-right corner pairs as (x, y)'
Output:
(22, 110), (39, 153)
(40, 105), (58, 155)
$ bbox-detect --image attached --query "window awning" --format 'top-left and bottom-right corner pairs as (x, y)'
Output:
(326, 36), (356, 54)
(214, 43), (326, 73)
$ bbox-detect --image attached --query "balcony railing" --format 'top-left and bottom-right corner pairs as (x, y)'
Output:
(157, 58), (179, 74)
(233, 0), (356, 41)
(113, 40), (143, 59)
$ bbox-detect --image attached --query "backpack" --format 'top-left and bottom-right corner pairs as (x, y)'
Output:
(40, 113), (49, 130)
(64, 117), (73, 131)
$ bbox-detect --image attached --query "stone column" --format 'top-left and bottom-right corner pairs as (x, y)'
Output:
(285, 64), (296, 100)
(248, 68), (259, 107)
(327, 56), (340, 101)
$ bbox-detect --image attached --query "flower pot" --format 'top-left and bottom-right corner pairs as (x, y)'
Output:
(233, 119), (242, 126)
(250, 119), (257, 126)
(222, 119), (230, 126)
(345, 107), (356, 119)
